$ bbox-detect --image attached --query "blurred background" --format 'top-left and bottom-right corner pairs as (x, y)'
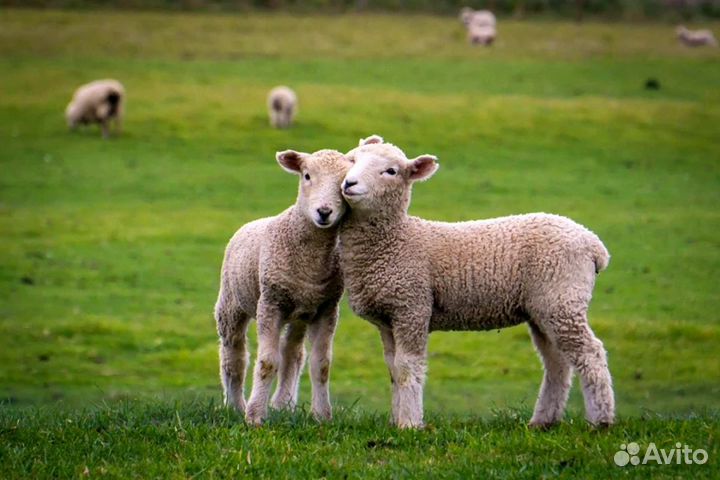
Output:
(0, 1), (718, 418)
(3, 0), (720, 19)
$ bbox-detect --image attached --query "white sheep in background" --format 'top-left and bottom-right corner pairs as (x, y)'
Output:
(460, 7), (497, 46)
(267, 86), (298, 129)
(339, 136), (614, 429)
(215, 149), (349, 425)
(676, 25), (718, 47)
(65, 79), (125, 138)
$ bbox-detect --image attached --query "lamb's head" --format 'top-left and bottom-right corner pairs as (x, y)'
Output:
(342, 137), (438, 217)
(277, 148), (350, 229)
(676, 25), (688, 37)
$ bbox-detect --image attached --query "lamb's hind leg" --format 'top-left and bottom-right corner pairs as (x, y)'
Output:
(216, 304), (251, 414)
(548, 318), (614, 427)
(528, 322), (572, 428)
(271, 321), (308, 411)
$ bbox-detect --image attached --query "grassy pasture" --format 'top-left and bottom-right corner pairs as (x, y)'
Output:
(0, 8), (719, 478)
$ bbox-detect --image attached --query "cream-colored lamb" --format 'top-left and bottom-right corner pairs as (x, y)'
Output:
(267, 86), (298, 129)
(339, 136), (614, 429)
(65, 79), (125, 138)
(676, 25), (718, 47)
(215, 149), (349, 426)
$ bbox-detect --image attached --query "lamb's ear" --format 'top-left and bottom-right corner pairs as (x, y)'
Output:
(358, 134), (384, 147)
(276, 150), (307, 174)
(408, 154), (439, 182)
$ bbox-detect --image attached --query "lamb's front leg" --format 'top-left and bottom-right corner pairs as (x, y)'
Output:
(307, 305), (339, 421)
(245, 300), (283, 426)
(392, 316), (429, 429)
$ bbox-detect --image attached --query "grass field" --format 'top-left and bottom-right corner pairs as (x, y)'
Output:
(1, 8), (719, 478)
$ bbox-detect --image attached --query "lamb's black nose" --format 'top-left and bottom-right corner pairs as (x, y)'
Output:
(317, 207), (332, 221)
(343, 179), (357, 191)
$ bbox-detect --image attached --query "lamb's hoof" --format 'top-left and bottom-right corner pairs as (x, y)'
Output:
(528, 420), (559, 431)
(223, 397), (246, 415)
(245, 415), (264, 427)
(396, 420), (425, 430)
(312, 408), (332, 423)
(244, 406), (266, 427)
(589, 419), (613, 430)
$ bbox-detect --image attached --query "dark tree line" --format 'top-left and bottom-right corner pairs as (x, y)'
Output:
(3, 0), (719, 18)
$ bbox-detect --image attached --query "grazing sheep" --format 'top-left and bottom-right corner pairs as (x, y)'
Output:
(339, 136), (614, 429)
(65, 79), (125, 138)
(676, 25), (718, 47)
(267, 86), (298, 129)
(215, 148), (349, 426)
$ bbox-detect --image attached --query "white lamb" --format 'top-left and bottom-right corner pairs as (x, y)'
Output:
(214, 148), (349, 426)
(676, 25), (718, 47)
(267, 86), (298, 129)
(338, 136), (614, 429)
(65, 79), (125, 138)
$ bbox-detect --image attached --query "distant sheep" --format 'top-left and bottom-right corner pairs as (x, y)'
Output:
(215, 148), (349, 426)
(65, 79), (125, 138)
(339, 136), (614, 429)
(676, 26), (718, 47)
(267, 86), (298, 129)
(460, 7), (497, 46)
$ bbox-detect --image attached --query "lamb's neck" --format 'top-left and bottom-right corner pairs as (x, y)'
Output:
(340, 210), (406, 250)
(285, 205), (338, 253)
(277, 207), (340, 286)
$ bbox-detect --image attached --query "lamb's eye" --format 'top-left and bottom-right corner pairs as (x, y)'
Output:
(385, 168), (397, 176)
(304, 173), (311, 181)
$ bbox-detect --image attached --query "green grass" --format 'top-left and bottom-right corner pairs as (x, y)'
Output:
(1, 8), (719, 478)
(2, 400), (719, 479)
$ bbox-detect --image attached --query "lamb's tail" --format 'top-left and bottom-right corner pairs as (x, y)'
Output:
(588, 234), (610, 274)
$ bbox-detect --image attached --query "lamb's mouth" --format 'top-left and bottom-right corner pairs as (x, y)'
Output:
(343, 189), (365, 198)
(314, 218), (334, 228)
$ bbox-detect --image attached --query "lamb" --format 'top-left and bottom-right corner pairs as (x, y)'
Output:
(214, 148), (349, 426)
(338, 136), (614, 429)
(65, 79), (125, 138)
(267, 86), (298, 129)
(676, 25), (718, 47)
